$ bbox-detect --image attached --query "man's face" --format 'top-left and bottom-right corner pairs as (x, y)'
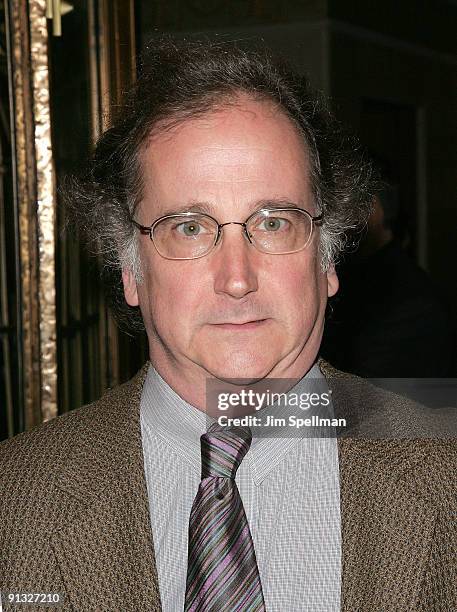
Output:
(123, 96), (338, 390)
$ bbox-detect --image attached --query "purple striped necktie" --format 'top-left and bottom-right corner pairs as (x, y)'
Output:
(185, 424), (266, 612)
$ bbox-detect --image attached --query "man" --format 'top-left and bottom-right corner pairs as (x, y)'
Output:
(0, 39), (455, 612)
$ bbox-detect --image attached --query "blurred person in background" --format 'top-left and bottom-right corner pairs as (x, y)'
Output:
(322, 157), (454, 378)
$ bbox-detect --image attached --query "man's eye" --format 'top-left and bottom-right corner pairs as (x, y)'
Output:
(258, 217), (289, 232)
(175, 221), (207, 236)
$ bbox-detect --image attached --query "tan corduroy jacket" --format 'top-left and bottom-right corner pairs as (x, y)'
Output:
(0, 360), (456, 612)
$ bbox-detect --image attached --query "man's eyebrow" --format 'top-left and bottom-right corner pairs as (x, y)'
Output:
(158, 198), (305, 217)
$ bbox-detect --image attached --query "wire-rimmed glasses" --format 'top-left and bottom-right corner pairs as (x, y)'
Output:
(131, 207), (323, 260)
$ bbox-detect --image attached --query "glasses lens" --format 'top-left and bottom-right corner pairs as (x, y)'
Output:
(247, 209), (313, 254)
(152, 214), (218, 259)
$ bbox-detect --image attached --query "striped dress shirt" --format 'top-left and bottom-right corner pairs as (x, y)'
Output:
(140, 362), (342, 611)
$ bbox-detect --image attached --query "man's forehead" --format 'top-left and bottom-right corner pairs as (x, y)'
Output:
(138, 99), (312, 218)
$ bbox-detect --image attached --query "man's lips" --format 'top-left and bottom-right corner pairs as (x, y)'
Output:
(212, 319), (269, 330)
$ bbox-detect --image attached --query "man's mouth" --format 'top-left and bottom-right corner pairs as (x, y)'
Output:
(212, 319), (268, 330)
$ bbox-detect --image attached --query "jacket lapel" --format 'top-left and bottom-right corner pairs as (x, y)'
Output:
(319, 357), (437, 612)
(51, 364), (162, 611)
(337, 438), (436, 611)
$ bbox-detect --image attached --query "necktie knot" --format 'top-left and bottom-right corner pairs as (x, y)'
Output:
(200, 425), (252, 479)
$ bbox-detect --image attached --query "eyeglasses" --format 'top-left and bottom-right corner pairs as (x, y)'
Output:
(131, 207), (323, 260)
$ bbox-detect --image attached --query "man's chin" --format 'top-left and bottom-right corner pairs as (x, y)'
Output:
(200, 355), (276, 384)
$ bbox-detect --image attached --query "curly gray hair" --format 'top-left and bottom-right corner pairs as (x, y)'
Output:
(66, 37), (376, 331)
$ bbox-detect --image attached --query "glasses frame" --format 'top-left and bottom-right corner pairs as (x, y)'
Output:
(131, 207), (324, 260)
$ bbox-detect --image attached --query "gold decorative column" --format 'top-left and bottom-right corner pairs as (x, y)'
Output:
(8, 0), (57, 426)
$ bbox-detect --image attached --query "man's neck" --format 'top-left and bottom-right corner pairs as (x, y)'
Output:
(148, 352), (321, 413)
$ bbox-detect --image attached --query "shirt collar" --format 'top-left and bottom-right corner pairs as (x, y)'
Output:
(140, 361), (330, 484)
(141, 365), (208, 471)
(248, 363), (331, 483)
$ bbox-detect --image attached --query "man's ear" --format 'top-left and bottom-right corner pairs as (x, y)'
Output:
(326, 265), (339, 298)
(122, 268), (139, 306)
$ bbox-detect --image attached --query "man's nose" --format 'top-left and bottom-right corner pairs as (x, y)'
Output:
(212, 224), (259, 299)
